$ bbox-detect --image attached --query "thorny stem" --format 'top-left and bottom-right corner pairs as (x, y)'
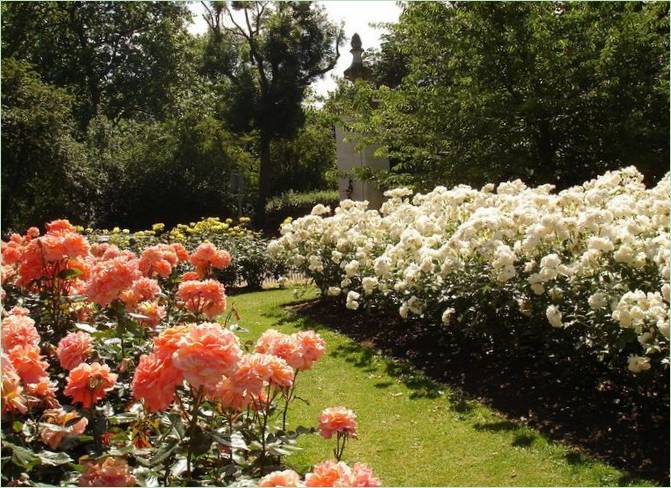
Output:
(186, 386), (205, 478)
(281, 371), (299, 431)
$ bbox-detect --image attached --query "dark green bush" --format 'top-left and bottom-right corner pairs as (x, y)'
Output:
(264, 190), (340, 232)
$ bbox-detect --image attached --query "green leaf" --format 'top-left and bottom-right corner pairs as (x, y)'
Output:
(4, 442), (39, 471)
(37, 450), (72, 466)
(58, 268), (83, 280)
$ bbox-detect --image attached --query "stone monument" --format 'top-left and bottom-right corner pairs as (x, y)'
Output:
(335, 34), (389, 209)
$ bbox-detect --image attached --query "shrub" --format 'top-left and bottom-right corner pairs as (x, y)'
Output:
(265, 190), (340, 232)
(269, 167), (669, 378)
(86, 217), (285, 290)
(0, 219), (380, 486)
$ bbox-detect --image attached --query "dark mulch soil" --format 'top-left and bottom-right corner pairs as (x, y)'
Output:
(290, 299), (670, 485)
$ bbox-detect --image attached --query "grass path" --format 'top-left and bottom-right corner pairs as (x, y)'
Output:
(229, 288), (652, 486)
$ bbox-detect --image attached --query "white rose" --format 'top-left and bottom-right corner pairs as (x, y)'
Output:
(327, 286), (341, 297)
(627, 355), (651, 374)
(588, 292), (608, 310)
(345, 291), (360, 310)
(546, 305), (563, 328)
(441, 307), (456, 325)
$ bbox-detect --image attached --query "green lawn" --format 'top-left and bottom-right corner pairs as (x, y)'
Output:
(228, 288), (653, 486)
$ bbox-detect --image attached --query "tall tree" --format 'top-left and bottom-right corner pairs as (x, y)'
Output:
(334, 1), (669, 190)
(2, 1), (192, 128)
(201, 1), (344, 222)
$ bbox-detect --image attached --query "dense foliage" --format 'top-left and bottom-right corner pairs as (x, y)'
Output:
(270, 168), (669, 382)
(1, 219), (380, 486)
(265, 190), (340, 233)
(1, 1), (338, 232)
(333, 1), (669, 192)
(200, 1), (343, 221)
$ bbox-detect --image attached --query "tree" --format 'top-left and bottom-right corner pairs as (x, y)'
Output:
(201, 1), (344, 223)
(1, 1), (192, 128)
(334, 2), (669, 191)
(269, 107), (337, 196)
(1, 59), (94, 231)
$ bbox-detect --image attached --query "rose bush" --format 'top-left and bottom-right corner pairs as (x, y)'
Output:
(269, 167), (669, 376)
(85, 217), (286, 290)
(1, 220), (379, 486)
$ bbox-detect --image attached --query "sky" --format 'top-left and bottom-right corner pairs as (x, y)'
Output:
(187, 1), (402, 97)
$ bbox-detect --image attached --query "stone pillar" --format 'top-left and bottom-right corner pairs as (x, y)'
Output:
(335, 33), (389, 210)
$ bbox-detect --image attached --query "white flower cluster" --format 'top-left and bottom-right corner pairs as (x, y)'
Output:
(269, 167), (670, 373)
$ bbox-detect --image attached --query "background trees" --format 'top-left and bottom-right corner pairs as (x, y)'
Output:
(2, 1), (668, 232)
(335, 1), (669, 191)
(200, 1), (343, 222)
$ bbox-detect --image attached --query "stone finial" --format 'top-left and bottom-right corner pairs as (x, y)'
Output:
(344, 32), (370, 81)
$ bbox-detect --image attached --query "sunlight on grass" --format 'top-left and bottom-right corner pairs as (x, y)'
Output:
(229, 288), (654, 487)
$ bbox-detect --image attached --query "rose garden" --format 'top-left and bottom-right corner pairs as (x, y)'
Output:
(1, 2), (669, 487)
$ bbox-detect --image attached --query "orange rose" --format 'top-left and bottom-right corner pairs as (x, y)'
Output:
(64, 362), (117, 408)
(318, 407), (358, 439)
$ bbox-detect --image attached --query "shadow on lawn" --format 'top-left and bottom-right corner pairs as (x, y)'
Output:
(279, 298), (669, 486)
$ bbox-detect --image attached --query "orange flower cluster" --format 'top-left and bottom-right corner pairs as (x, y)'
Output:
(1, 220), (90, 291)
(138, 243), (188, 279)
(189, 242), (232, 277)
(259, 461), (381, 487)
(132, 323), (242, 411)
(176, 279), (227, 319)
(255, 329), (326, 371)
(1, 310), (57, 413)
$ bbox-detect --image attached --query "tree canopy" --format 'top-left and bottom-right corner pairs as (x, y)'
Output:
(334, 1), (669, 191)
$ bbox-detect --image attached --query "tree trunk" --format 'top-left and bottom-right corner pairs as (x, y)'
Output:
(256, 131), (272, 227)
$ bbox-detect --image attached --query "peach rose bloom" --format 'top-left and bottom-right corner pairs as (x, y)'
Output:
(64, 362), (117, 408)
(294, 331), (326, 370)
(24, 375), (59, 408)
(8, 344), (49, 384)
(57, 332), (93, 370)
(40, 408), (88, 449)
(231, 353), (294, 395)
(350, 463), (382, 487)
(170, 243), (189, 262)
(153, 325), (189, 360)
(207, 378), (250, 411)
(189, 242), (232, 275)
(318, 407), (358, 439)
(119, 277), (160, 309)
(180, 271), (201, 281)
(79, 457), (136, 487)
(138, 244), (179, 278)
(171, 323), (242, 389)
(135, 301), (166, 328)
(176, 279), (227, 319)
(2, 354), (28, 414)
(258, 469), (301, 487)
(46, 219), (76, 233)
(132, 353), (183, 412)
(254, 330), (285, 354)
(304, 460), (353, 487)
(85, 256), (142, 307)
(2, 314), (40, 350)
(8, 306), (30, 316)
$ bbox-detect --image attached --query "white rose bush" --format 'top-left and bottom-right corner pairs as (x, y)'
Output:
(269, 167), (669, 379)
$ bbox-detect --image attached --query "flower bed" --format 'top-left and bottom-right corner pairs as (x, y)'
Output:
(1, 220), (379, 486)
(269, 167), (669, 377)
